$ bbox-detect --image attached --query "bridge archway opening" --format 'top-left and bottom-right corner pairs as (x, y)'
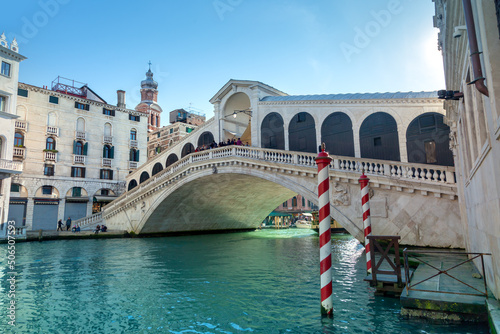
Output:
(261, 112), (285, 150)
(152, 162), (163, 176)
(406, 113), (453, 166)
(128, 179), (138, 191)
(289, 112), (317, 153)
(166, 153), (179, 167)
(321, 112), (354, 156)
(222, 92), (251, 144)
(139, 173), (298, 234)
(198, 131), (214, 148)
(140, 171), (150, 184)
(360, 112), (400, 161)
(181, 143), (195, 158)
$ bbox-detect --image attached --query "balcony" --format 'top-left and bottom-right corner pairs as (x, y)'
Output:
(13, 147), (25, 159)
(15, 120), (27, 130)
(129, 161), (138, 169)
(129, 140), (138, 148)
(44, 151), (57, 162)
(73, 155), (86, 165)
(0, 158), (23, 175)
(46, 126), (59, 136)
(102, 158), (112, 167)
(103, 135), (113, 145)
(75, 131), (86, 140)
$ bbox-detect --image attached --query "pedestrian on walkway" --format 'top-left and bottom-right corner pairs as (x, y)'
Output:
(57, 219), (63, 231)
(66, 217), (72, 231)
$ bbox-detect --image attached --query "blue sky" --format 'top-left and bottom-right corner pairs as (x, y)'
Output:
(3, 0), (444, 125)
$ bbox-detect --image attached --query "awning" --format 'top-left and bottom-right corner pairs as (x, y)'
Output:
(66, 197), (89, 203)
(267, 211), (292, 217)
(93, 195), (118, 202)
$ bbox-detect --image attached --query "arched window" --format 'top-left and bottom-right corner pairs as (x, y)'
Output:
(289, 112), (316, 153)
(139, 171), (150, 184)
(406, 113), (453, 166)
(166, 153), (178, 167)
(104, 123), (112, 137)
(128, 179), (138, 191)
(14, 132), (24, 147)
(75, 141), (84, 155)
(198, 131), (214, 147)
(103, 145), (113, 159)
(321, 112), (354, 157)
(0, 137), (3, 158)
(359, 112), (400, 161)
(152, 162), (163, 176)
(46, 137), (56, 150)
(261, 112), (284, 149)
(181, 143), (195, 157)
(156, 115), (159, 127)
(130, 129), (137, 140)
(76, 117), (85, 132)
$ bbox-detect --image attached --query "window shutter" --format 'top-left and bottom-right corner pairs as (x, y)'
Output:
(83, 142), (88, 155)
(102, 146), (106, 157)
(85, 104), (90, 111)
(112, 110), (115, 116)
(71, 167), (75, 177)
(100, 169), (103, 179)
(73, 140), (77, 154)
(110, 170), (113, 180)
(82, 168), (86, 178)
(137, 116), (140, 122)
(110, 146), (114, 159)
(136, 150), (140, 162)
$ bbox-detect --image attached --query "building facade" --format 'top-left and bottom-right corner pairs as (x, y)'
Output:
(10, 81), (147, 231)
(147, 121), (198, 159)
(0, 34), (25, 234)
(434, 0), (500, 298)
(274, 195), (318, 214)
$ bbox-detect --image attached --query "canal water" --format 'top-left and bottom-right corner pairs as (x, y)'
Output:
(0, 230), (489, 333)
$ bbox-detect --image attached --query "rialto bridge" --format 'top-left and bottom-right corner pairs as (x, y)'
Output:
(76, 80), (462, 248)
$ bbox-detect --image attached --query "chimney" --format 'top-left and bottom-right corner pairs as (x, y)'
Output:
(117, 90), (126, 108)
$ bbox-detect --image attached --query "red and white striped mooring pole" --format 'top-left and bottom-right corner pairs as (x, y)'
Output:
(315, 144), (333, 318)
(359, 173), (372, 274)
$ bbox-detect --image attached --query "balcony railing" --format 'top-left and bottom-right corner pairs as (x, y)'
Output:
(44, 151), (57, 161)
(13, 147), (25, 159)
(129, 140), (138, 148)
(103, 135), (113, 144)
(15, 120), (27, 130)
(46, 126), (59, 136)
(73, 155), (86, 164)
(75, 131), (86, 140)
(129, 161), (138, 169)
(102, 158), (112, 167)
(0, 158), (23, 173)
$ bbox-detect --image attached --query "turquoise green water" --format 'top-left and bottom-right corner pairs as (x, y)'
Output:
(0, 230), (489, 333)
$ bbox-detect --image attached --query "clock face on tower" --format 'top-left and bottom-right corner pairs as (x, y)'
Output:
(147, 92), (153, 99)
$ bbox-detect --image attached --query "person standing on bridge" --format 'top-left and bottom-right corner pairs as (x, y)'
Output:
(66, 217), (72, 231)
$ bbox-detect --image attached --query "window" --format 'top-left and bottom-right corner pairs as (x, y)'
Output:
(129, 149), (139, 162)
(302, 196), (305, 207)
(73, 141), (87, 155)
(147, 137), (149, 142)
(14, 132), (24, 147)
(297, 112), (306, 123)
(46, 137), (56, 150)
(44, 164), (54, 176)
(1, 61), (11, 76)
(17, 88), (28, 97)
(424, 140), (437, 164)
(75, 102), (89, 110)
(10, 184), (20, 192)
(129, 114), (140, 122)
(130, 129), (137, 140)
(101, 189), (109, 196)
(157, 132), (161, 138)
(71, 167), (86, 178)
(100, 169), (113, 180)
(103, 108), (115, 116)
(292, 197), (297, 207)
(72, 187), (82, 197)
(103, 145), (114, 159)
(186, 127), (193, 133)
(42, 186), (53, 195)
(283, 200), (288, 207)
(374, 137), (382, 146)
(49, 96), (59, 104)
(0, 95), (5, 112)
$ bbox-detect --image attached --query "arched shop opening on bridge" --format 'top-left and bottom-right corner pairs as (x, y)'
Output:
(181, 143), (195, 158)
(321, 112), (355, 157)
(288, 112), (317, 153)
(221, 92), (252, 145)
(261, 112), (285, 150)
(359, 112), (400, 161)
(166, 153), (178, 167)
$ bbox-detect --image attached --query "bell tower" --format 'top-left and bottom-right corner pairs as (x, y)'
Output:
(136, 62), (162, 132)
